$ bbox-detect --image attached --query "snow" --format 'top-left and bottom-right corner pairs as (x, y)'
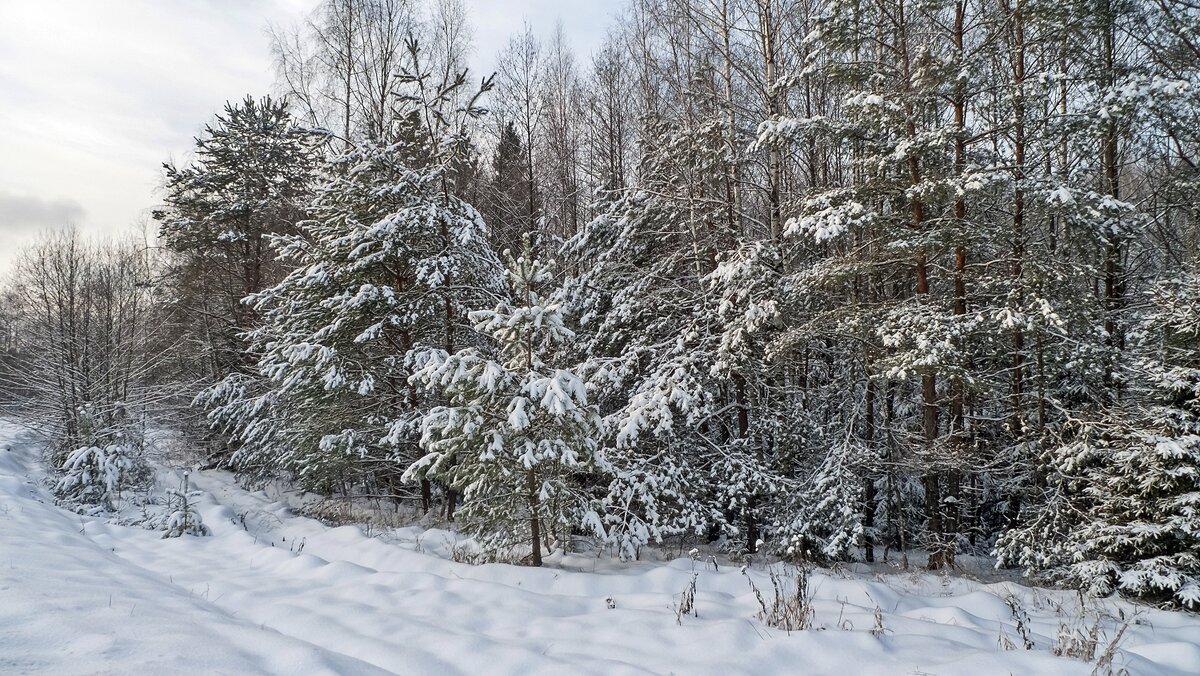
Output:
(2, 419), (1199, 675)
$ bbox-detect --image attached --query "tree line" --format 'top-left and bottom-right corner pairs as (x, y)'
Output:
(1, 0), (1198, 608)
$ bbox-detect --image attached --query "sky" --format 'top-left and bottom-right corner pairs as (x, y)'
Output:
(0, 0), (613, 276)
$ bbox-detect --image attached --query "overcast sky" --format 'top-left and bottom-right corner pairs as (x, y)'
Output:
(0, 0), (613, 276)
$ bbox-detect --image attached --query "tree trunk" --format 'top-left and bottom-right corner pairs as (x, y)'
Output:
(527, 469), (542, 566)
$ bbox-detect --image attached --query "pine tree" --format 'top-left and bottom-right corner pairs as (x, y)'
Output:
(200, 42), (504, 506)
(155, 95), (325, 382)
(407, 256), (603, 565)
(201, 133), (503, 492)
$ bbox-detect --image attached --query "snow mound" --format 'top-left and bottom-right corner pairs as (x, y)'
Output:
(2, 420), (1197, 675)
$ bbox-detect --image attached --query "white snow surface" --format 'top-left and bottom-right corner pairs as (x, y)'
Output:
(2, 420), (1199, 675)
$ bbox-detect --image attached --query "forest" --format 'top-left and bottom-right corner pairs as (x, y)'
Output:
(1, 0), (1198, 612)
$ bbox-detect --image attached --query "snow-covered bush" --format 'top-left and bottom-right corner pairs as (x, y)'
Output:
(54, 442), (144, 511)
(161, 472), (210, 538)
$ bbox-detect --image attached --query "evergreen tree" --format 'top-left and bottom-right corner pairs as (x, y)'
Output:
(200, 43), (504, 506)
(407, 256), (602, 565)
(560, 116), (783, 558)
(484, 121), (538, 255)
(155, 95), (325, 383)
(999, 273), (1200, 608)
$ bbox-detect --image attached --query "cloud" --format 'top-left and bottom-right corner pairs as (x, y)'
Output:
(0, 192), (87, 275)
(0, 191), (85, 230)
(0, 0), (608, 277)
(466, 0), (612, 74)
(0, 0), (310, 275)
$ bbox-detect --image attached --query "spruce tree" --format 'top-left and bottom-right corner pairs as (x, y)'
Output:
(999, 273), (1200, 608)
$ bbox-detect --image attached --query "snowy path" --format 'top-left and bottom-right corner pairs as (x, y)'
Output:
(2, 421), (1198, 675)
(0, 422), (389, 675)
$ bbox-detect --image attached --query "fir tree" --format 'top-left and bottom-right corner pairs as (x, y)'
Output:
(999, 273), (1200, 608)
(484, 121), (538, 256)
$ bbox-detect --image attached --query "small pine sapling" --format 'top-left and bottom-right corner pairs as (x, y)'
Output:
(162, 471), (210, 538)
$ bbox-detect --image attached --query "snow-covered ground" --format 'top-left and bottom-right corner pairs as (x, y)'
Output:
(2, 420), (1198, 675)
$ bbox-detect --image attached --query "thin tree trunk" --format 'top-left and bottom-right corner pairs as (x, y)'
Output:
(527, 468), (542, 566)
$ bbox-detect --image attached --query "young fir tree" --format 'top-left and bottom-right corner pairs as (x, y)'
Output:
(407, 256), (603, 566)
(55, 439), (143, 512)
